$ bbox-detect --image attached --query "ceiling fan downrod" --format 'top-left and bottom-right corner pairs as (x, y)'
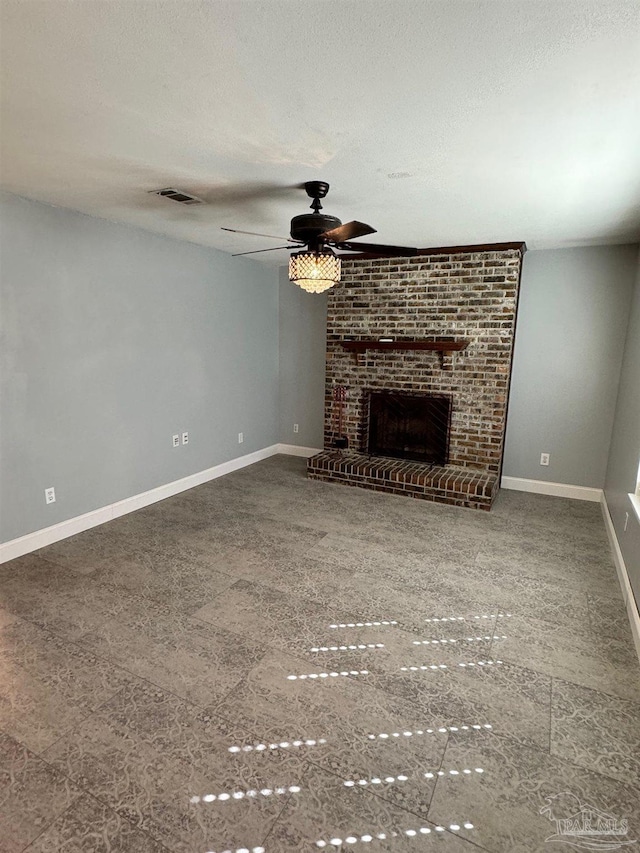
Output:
(305, 180), (329, 218)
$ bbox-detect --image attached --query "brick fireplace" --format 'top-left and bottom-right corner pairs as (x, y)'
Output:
(307, 243), (525, 510)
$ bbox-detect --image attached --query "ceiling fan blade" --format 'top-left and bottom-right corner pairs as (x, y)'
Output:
(321, 221), (377, 242)
(232, 245), (295, 257)
(222, 227), (298, 242)
(336, 241), (419, 257)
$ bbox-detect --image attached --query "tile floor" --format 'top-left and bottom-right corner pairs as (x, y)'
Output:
(1, 455), (639, 853)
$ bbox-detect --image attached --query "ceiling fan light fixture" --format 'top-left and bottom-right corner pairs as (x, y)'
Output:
(288, 250), (341, 294)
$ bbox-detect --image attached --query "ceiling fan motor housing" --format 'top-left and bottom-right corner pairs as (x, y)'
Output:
(223, 179), (416, 259)
(290, 212), (342, 245)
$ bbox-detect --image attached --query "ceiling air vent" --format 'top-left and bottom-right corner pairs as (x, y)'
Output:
(150, 188), (204, 205)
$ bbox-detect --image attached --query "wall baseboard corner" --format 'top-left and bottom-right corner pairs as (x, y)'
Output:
(500, 476), (603, 502)
(601, 494), (640, 666)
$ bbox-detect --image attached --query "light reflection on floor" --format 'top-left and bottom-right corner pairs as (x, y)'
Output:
(424, 768), (484, 778)
(205, 847), (265, 853)
(211, 696), (493, 847)
(287, 669), (369, 680)
(399, 659), (503, 672)
(190, 784), (300, 804)
(329, 620), (398, 628)
(228, 738), (327, 753)
(310, 643), (385, 652)
(315, 822), (475, 847)
(275, 618), (501, 846)
(424, 613), (512, 622)
(412, 635), (507, 645)
(367, 723), (492, 739)
(344, 767), (484, 787)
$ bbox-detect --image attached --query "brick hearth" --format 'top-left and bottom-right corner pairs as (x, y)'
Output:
(308, 450), (497, 511)
(307, 243), (525, 510)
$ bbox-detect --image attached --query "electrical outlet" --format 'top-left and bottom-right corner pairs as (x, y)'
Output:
(293, 423), (299, 433)
(238, 432), (244, 444)
(182, 431), (189, 445)
(172, 434), (180, 448)
(45, 487), (56, 504)
(540, 452), (550, 466)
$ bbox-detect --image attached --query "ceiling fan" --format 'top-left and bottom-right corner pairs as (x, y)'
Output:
(222, 181), (418, 293)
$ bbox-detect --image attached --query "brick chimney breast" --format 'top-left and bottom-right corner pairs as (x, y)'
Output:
(307, 245), (525, 510)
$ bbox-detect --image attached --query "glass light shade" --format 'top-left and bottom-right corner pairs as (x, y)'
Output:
(289, 251), (341, 294)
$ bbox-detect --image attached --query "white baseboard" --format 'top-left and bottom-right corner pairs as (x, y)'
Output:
(274, 443), (323, 457)
(0, 503), (117, 565)
(0, 443), (321, 564)
(500, 476), (603, 503)
(601, 495), (640, 665)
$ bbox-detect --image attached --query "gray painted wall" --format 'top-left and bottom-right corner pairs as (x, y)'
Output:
(503, 245), (637, 487)
(605, 252), (640, 607)
(278, 268), (326, 449)
(0, 192), (279, 542)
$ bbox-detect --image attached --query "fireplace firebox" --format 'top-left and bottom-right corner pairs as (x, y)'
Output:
(367, 391), (451, 465)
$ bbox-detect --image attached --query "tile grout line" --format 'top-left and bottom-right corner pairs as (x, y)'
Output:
(299, 723), (640, 833)
(492, 652), (640, 707)
(55, 588), (640, 736)
(36, 683), (134, 758)
(8, 730), (174, 853)
(5, 604), (442, 771)
(299, 728), (491, 847)
(4, 613), (217, 709)
(7, 598), (640, 753)
(18, 799), (79, 853)
(548, 676), (554, 756)
(299, 756), (472, 847)
(585, 591), (595, 634)
(258, 760), (315, 848)
(0, 612), (277, 749)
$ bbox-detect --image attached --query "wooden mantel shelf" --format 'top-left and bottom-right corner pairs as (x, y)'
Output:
(339, 338), (468, 369)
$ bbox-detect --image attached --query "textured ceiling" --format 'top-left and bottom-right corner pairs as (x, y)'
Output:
(1, 0), (639, 262)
